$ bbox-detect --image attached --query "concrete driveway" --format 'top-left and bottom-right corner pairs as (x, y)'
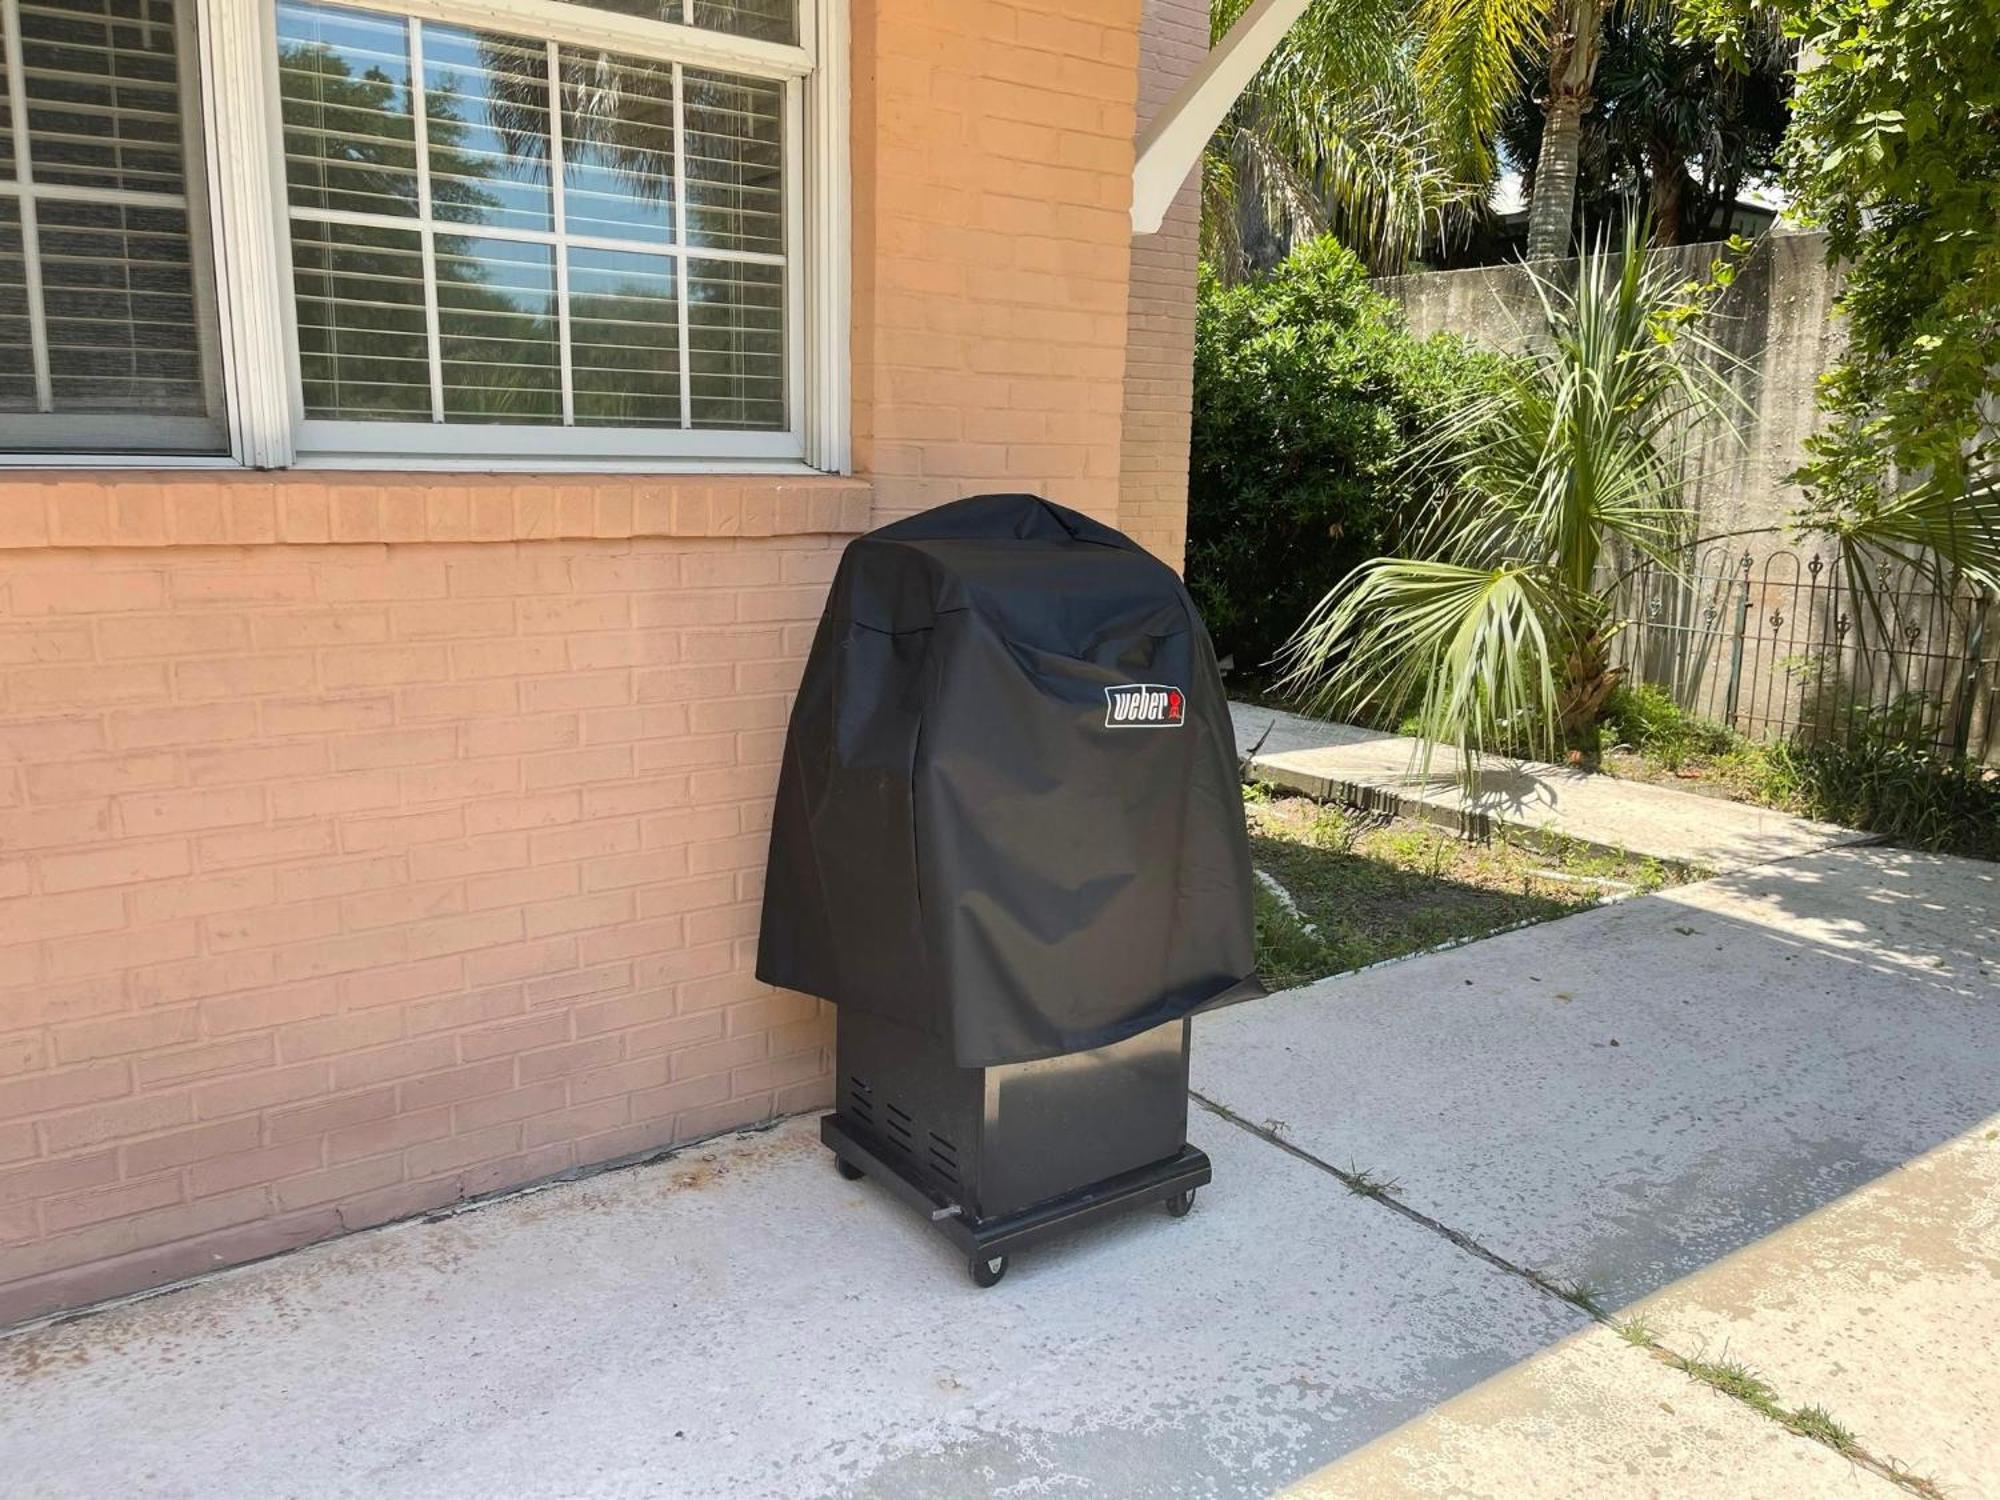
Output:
(2, 844), (1995, 1497)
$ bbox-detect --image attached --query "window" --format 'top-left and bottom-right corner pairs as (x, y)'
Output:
(0, 0), (847, 469)
(0, 0), (225, 452)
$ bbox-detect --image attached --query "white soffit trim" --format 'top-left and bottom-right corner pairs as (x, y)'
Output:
(1129, 0), (1312, 236)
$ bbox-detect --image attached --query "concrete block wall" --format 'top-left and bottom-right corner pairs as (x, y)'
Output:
(1117, 0), (1208, 572)
(0, 0), (1160, 1326)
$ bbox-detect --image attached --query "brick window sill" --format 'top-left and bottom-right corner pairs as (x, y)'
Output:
(0, 472), (875, 550)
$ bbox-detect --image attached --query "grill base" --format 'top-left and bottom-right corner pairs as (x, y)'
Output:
(823, 1009), (1210, 1282)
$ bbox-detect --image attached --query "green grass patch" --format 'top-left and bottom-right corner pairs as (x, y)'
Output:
(1245, 793), (1691, 991)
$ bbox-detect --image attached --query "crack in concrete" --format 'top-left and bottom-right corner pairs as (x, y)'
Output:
(1189, 1089), (1948, 1499)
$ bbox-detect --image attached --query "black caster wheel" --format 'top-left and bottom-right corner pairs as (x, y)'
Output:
(969, 1253), (1009, 1288)
(1165, 1188), (1196, 1218)
(835, 1157), (865, 1181)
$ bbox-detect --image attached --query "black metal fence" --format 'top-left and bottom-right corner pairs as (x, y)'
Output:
(1607, 544), (1999, 763)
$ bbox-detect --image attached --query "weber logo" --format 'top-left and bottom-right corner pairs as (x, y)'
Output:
(1104, 683), (1185, 728)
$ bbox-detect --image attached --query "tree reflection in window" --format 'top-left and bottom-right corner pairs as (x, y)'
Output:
(276, 0), (783, 433)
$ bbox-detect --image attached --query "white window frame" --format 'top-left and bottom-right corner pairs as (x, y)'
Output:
(8, 0), (849, 472)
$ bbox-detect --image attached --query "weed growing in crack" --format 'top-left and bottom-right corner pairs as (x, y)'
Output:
(1614, 1316), (1656, 1348)
(1677, 1355), (1784, 1420)
(1556, 1280), (1606, 1318)
(1789, 1405), (1857, 1454)
(1343, 1166), (1401, 1199)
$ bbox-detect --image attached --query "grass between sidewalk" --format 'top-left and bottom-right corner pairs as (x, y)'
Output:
(1245, 787), (1694, 991)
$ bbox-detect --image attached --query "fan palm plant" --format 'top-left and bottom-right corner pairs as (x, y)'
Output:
(1203, 0), (1486, 279)
(1272, 223), (1747, 773)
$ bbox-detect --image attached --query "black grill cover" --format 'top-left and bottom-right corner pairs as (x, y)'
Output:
(756, 494), (1256, 1067)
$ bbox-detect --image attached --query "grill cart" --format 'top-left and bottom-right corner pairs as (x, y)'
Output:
(757, 494), (1257, 1286)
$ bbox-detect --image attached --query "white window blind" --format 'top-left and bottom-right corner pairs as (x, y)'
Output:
(276, 0), (793, 459)
(0, 0), (224, 452)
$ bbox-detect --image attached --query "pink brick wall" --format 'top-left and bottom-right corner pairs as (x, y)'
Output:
(851, 0), (1143, 527)
(0, 0), (1163, 1326)
(1117, 0), (1208, 572)
(0, 478), (870, 1324)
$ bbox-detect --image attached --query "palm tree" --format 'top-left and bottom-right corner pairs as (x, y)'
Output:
(1272, 223), (1747, 769)
(1203, 0), (1486, 279)
(1497, 5), (1792, 246)
(1416, 0), (1673, 260)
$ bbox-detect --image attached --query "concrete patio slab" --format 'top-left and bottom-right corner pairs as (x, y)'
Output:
(0, 1110), (1591, 1500)
(1628, 1117), (2000, 1499)
(1195, 843), (2000, 1486)
(1283, 1322), (1904, 1499)
(1230, 702), (1867, 871)
(1196, 845), (1999, 1309)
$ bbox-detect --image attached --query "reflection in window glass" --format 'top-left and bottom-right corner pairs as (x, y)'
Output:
(690, 0), (795, 44)
(277, 2), (418, 218)
(423, 25), (551, 234)
(437, 235), (559, 423)
(562, 53), (675, 245)
(683, 69), (783, 255)
(563, 0), (796, 46)
(569, 247), (679, 427)
(689, 258), (782, 430)
(274, 0), (788, 436)
(292, 218), (429, 420)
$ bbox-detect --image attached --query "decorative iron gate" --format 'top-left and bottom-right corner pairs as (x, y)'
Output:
(1607, 545), (1999, 763)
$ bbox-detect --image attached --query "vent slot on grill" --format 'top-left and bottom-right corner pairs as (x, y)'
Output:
(884, 1101), (914, 1154)
(846, 1075), (874, 1126)
(927, 1131), (960, 1185)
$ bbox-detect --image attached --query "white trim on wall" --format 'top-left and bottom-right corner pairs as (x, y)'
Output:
(801, 0), (848, 473)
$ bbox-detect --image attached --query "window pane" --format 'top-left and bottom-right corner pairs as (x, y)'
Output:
(19, 0), (184, 195)
(40, 198), (204, 413)
(688, 257), (781, 430)
(568, 245), (678, 427)
(423, 25), (551, 235)
(690, 0), (794, 44)
(0, 202), (32, 410)
(293, 217), (429, 420)
(560, 50), (674, 245)
(277, 1), (418, 219)
(437, 234), (558, 424)
(559, 0), (797, 46)
(682, 69), (782, 255)
(1, 0), (222, 451)
(274, 5), (796, 445)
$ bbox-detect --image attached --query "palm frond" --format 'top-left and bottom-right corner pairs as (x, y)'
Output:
(1203, 0), (1488, 275)
(1200, 141), (1247, 283)
(1414, 0), (1551, 180)
(1276, 558), (1573, 771)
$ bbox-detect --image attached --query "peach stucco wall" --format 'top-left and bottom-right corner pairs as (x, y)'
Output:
(0, 0), (1158, 1327)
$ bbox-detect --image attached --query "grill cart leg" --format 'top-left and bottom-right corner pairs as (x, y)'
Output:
(835, 1157), (865, 1181)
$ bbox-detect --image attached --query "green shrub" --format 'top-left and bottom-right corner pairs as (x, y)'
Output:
(1188, 237), (1495, 678)
(1601, 683), (1741, 769)
(1752, 708), (2000, 860)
